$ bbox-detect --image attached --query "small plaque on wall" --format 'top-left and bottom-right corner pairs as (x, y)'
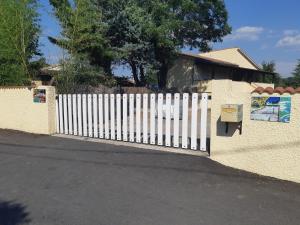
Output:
(33, 89), (46, 103)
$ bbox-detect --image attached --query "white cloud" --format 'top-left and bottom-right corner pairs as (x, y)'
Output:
(225, 26), (264, 41)
(283, 29), (299, 36)
(276, 35), (300, 47)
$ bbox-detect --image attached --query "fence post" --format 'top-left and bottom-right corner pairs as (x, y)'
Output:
(122, 94), (128, 141)
(88, 94), (93, 137)
(173, 93), (180, 147)
(200, 93), (208, 151)
(136, 94), (141, 142)
(129, 94), (135, 142)
(190, 93), (198, 150)
(77, 94), (82, 136)
(157, 93), (163, 145)
(110, 94), (115, 140)
(104, 94), (109, 139)
(72, 94), (78, 135)
(56, 96), (60, 133)
(116, 94), (122, 140)
(98, 94), (104, 138)
(150, 94), (156, 144)
(165, 93), (171, 146)
(68, 94), (73, 135)
(93, 94), (98, 138)
(58, 95), (64, 134)
(82, 94), (88, 137)
(182, 93), (189, 148)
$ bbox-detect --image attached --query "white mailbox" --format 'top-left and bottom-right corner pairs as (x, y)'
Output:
(221, 104), (243, 123)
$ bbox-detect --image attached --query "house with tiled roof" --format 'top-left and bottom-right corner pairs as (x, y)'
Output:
(166, 47), (275, 92)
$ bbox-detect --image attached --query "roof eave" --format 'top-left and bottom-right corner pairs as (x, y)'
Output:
(237, 48), (261, 70)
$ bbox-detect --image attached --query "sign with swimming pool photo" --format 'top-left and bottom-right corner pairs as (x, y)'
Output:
(33, 89), (46, 103)
(250, 96), (291, 123)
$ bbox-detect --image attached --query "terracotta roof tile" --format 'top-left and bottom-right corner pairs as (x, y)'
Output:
(252, 87), (264, 94)
(285, 87), (296, 94)
(295, 87), (300, 93)
(274, 87), (285, 95)
(252, 86), (299, 95)
(264, 87), (274, 94)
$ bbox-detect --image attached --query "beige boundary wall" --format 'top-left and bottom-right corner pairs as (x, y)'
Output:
(210, 80), (300, 183)
(0, 86), (56, 134)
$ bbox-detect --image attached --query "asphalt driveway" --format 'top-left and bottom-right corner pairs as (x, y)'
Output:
(0, 130), (299, 225)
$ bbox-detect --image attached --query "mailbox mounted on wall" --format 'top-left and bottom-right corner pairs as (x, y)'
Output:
(221, 104), (243, 134)
(221, 104), (243, 122)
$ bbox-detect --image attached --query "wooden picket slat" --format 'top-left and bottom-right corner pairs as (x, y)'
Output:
(110, 94), (115, 140)
(136, 94), (141, 143)
(93, 94), (98, 138)
(122, 94), (128, 141)
(87, 94), (93, 137)
(77, 94), (83, 136)
(150, 94), (156, 145)
(82, 94), (88, 136)
(157, 93), (163, 145)
(58, 95), (64, 134)
(72, 94), (78, 135)
(63, 94), (68, 134)
(67, 94), (73, 134)
(173, 93), (180, 147)
(165, 93), (171, 146)
(181, 93), (189, 148)
(98, 94), (104, 138)
(129, 94), (135, 142)
(116, 94), (122, 140)
(200, 93), (208, 151)
(143, 94), (148, 144)
(190, 93), (198, 150)
(55, 97), (60, 133)
(104, 94), (109, 139)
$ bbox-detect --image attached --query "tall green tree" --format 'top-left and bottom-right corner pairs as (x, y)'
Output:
(291, 59), (300, 87)
(136, 0), (231, 88)
(49, 0), (111, 73)
(49, 0), (117, 92)
(100, 1), (155, 86)
(0, 0), (41, 85)
(261, 60), (282, 86)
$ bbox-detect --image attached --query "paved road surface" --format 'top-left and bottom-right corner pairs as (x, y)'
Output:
(0, 130), (299, 225)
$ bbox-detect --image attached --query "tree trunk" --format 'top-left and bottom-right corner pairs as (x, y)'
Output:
(139, 65), (146, 86)
(102, 59), (112, 76)
(157, 60), (168, 90)
(153, 40), (170, 90)
(130, 62), (141, 86)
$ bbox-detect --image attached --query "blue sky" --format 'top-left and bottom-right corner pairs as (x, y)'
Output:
(39, 0), (300, 77)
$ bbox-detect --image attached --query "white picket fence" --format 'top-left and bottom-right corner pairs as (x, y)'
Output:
(56, 93), (209, 151)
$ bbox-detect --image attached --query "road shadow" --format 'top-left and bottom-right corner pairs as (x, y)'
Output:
(0, 201), (30, 225)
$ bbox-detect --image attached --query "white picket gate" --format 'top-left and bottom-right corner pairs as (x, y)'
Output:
(56, 93), (209, 151)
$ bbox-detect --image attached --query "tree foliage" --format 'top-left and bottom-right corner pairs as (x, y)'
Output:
(261, 60), (300, 88)
(0, 0), (41, 85)
(49, 0), (114, 92)
(97, 0), (156, 86)
(135, 0), (231, 88)
(55, 55), (116, 93)
(49, 0), (110, 70)
(291, 59), (300, 86)
(283, 59), (300, 88)
(50, 0), (231, 89)
(261, 60), (282, 86)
